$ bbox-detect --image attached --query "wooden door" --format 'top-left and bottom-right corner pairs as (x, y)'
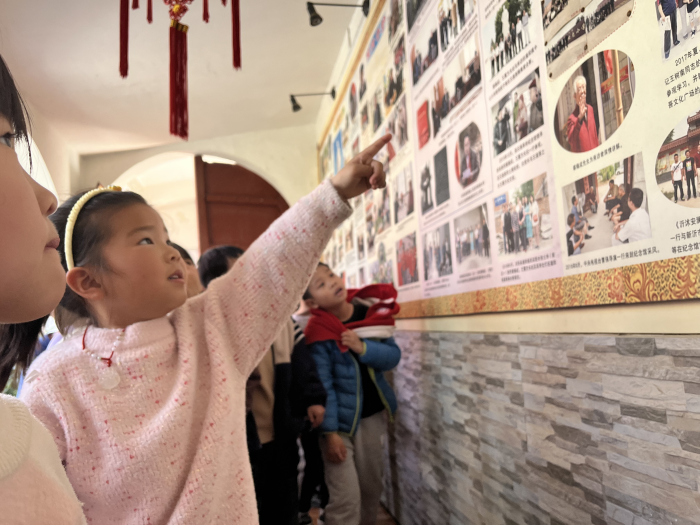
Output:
(195, 156), (289, 254)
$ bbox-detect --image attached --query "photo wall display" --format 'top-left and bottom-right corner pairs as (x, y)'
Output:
(318, 0), (700, 316)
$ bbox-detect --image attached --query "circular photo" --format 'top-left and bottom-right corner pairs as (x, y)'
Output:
(655, 111), (700, 207)
(453, 122), (483, 189)
(553, 49), (635, 153)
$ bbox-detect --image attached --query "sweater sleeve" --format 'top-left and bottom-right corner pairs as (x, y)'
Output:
(359, 337), (402, 372)
(0, 396), (85, 525)
(203, 181), (352, 378)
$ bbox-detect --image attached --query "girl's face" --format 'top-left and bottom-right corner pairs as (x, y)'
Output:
(70, 203), (188, 328)
(0, 114), (65, 323)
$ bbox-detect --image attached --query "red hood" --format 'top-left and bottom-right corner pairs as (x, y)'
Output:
(304, 284), (400, 352)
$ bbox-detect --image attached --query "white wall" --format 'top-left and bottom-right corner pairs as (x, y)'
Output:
(78, 124), (319, 206)
(26, 102), (78, 202)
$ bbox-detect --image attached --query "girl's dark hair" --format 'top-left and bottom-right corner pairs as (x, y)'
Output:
(0, 53), (31, 168)
(171, 243), (194, 265)
(197, 245), (245, 288)
(0, 54), (35, 390)
(0, 317), (47, 391)
(50, 190), (148, 332)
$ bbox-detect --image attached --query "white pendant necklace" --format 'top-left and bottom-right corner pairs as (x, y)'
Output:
(81, 326), (125, 390)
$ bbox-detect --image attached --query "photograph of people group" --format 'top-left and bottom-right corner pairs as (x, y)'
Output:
(542, 0), (592, 42)
(407, 0), (430, 30)
(437, 0), (474, 52)
(367, 185), (392, 240)
(493, 173), (551, 257)
(383, 51), (405, 119)
(553, 50), (635, 153)
(357, 230), (366, 260)
(411, 20), (439, 86)
(485, 0), (532, 80)
(397, 232), (420, 285)
(563, 153), (650, 256)
(370, 242), (395, 284)
(454, 122), (483, 188)
(433, 146), (452, 208)
(453, 204), (491, 271)
(388, 0), (404, 42)
(423, 222), (454, 280)
(345, 223), (354, 254)
(656, 0), (700, 60)
(385, 96), (409, 159)
(655, 110), (700, 208)
(429, 33), (482, 137)
(545, 0), (633, 77)
(491, 68), (544, 157)
(393, 163), (416, 224)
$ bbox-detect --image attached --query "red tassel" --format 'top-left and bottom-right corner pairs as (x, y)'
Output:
(203, 0), (210, 22)
(222, 0), (227, 5)
(170, 22), (189, 140)
(147, 0), (153, 23)
(232, 0), (241, 69)
(120, 0), (129, 78)
(132, 0), (139, 8)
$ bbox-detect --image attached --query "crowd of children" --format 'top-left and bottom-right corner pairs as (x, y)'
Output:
(0, 51), (402, 525)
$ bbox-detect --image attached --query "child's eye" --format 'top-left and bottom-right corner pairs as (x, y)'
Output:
(138, 238), (154, 245)
(0, 133), (16, 148)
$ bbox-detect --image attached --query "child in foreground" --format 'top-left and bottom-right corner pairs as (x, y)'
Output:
(303, 264), (401, 525)
(0, 53), (85, 524)
(19, 136), (390, 524)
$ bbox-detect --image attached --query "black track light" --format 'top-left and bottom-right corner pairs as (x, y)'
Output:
(307, 3), (323, 26)
(289, 88), (336, 112)
(307, 1), (370, 26)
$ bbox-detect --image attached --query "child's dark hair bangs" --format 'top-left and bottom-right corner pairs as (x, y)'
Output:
(0, 54), (31, 164)
(51, 190), (148, 333)
(198, 245), (245, 288)
(303, 262), (330, 300)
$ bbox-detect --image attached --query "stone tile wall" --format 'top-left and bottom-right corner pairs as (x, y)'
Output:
(382, 331), (700, 525)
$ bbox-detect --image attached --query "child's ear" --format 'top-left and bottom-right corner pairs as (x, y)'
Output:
(304, 298), (318, 310)
(66, 267), (104, 301)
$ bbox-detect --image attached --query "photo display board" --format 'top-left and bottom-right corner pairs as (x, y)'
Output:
(319, 0), (700, 317)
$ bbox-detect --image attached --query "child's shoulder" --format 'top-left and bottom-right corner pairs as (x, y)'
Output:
(26, 332), (83, 378)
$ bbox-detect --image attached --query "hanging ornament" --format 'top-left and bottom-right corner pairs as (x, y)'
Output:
(232, 0), (241, 69)
(120, 0), (129, 78)
(118, 0), (242, 140)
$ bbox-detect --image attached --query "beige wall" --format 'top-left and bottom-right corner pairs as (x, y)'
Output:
(78, 123), (320, 206)
(27, 102), (78, 202)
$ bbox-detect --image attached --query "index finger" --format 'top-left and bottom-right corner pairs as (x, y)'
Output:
(358, 134), (392, 163)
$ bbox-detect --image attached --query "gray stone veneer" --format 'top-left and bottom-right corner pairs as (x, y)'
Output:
(381, 331), (700, 525)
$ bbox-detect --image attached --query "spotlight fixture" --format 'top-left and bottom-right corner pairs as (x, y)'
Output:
(306, 1), (370, 26)
(289, 88), (336, 112)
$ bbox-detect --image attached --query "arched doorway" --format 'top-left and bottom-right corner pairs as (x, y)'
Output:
(195, 156), (290, 254)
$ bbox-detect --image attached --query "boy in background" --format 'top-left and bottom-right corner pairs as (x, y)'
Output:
(304, 264), (401, 525)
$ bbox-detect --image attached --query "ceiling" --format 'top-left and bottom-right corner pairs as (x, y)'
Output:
(0, 1), (355, 154)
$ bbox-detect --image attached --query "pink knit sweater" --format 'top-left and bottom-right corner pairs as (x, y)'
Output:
(20, 181), (351, 524)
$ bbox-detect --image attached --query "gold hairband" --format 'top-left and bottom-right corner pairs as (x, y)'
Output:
(64, 185), (122, 270)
